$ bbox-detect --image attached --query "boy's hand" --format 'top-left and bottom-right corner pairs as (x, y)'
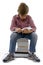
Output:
(15, 28), (22, 33)
(22, 29), (33, 34)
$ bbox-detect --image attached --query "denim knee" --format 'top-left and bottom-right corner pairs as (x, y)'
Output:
(10, 32), (18, 39)
(31, 32), (38, 40)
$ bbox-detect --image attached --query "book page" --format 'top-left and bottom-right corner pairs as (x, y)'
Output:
(22, 26), (32, 30)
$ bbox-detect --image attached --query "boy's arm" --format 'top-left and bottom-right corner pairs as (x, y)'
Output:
(29, 16), (36, 32)
(10, 16), (17, 31)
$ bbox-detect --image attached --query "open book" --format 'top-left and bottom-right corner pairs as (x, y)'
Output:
(21, 26), (32, 30)
(13, 26), (32, 32)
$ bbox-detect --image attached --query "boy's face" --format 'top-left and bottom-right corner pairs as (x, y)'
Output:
(19, 14), (27, 20)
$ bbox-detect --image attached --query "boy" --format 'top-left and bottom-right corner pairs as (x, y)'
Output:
(3, 3), (40, 62)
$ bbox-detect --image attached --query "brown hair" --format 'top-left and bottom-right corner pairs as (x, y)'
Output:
(17, 3), (29, 16)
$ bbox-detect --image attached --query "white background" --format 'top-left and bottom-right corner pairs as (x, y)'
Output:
(0, 0), (43, 65)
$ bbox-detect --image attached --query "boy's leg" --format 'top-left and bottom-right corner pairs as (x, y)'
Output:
(9, 32), (23, 53)
(24, 32), (37, 53)
(23, 32), (40, 62)
(3, 32), (23, 62)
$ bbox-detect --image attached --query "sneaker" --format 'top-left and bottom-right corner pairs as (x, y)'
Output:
(28, 53), (40, 62)
(3, 53), (14, 62)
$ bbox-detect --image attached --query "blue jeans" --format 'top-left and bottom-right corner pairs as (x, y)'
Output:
(9, 32), (37, 53)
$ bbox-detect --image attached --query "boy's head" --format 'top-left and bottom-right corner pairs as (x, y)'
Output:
(17, 3), (29, 19)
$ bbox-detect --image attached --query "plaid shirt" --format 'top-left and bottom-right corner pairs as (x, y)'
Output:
(10, 15), (36, 31)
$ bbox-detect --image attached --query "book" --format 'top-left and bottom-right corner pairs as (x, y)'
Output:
(21, 26), (32, 30)
(13, 26), (32, 32)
